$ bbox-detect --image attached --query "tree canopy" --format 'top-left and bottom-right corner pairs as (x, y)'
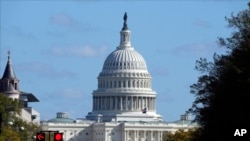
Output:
(0, 94), (39, 141)
(163, 128), (200, 141)
(188, 2), (250, 141)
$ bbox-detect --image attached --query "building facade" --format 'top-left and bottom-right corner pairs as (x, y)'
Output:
(41, 13), (197, 141)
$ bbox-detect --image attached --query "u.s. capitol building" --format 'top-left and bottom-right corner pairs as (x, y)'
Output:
(41, 13), (197, 141)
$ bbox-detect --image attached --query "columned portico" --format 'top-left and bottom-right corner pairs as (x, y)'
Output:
(119, 129), (165, 141)
(92, 95), (156, 112)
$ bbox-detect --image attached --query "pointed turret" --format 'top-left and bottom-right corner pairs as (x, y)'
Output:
(0, 51), (20, 99)
(2, 51), (17, 79)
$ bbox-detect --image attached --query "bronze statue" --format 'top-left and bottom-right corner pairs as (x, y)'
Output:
(123, 12), (127, 24)
(122, 12), (128, 30)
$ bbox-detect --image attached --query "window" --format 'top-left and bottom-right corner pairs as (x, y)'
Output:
(123, 81), (126, 87)
(119, 81), (121, 87)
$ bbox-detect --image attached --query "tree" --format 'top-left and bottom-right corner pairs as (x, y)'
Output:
(0, 94), (39, 141)
(163, 128), (200, 141)
(188, 2), (250, 141)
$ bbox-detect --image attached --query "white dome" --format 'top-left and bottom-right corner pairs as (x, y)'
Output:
(86, 13), (162, 122)
(102, 47), (147, 71)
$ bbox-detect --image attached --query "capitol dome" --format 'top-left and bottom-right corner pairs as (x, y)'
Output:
(102, 47), (147, 71)
(86, 13), (162, 122)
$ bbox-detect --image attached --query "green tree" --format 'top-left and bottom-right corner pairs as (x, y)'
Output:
(188, 2), (250, 141)
(163, 128), (200, 141)
(0, 94), (39, 141)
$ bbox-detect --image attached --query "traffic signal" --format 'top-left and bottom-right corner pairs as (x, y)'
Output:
(54, 132), (63, 141)
(36, 132), (45, 141)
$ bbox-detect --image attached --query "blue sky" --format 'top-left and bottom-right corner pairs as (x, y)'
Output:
(0, 0), (248, 121)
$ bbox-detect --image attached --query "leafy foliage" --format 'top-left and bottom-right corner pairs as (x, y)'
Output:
(188, 2), (250, 141)
(0, 94), (39, 141)
(163, 128), (200, 141)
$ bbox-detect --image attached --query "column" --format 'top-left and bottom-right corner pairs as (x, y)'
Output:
(103, 97), (106, 110)
(154, 97), (156, 111)
(104, 96), (106, 110)
(139, 97), (142, 110)
(134, 131), (137, 141)
(120, 96), (123, 110)
(115, 96), (117, 110)
(157, 131), (160, 141)
(160, 131), (163, 141)
(95, 97), (97, 110)
(126, 130), (129, 141)
(142, 97), (144, 109)
(100, 96), (103, 110)
(124, 130), (127, 141)
(109, 96), (112, 110)
(94, 97), (97, 110)
(137, 97), (139, 110)
(144, 130), (146, 141)
(150, 131), (153, 141)
(126, 96), (128, 110)
(147, 97), (149, 111)
(136, 96), (139, 110)
(96, 97), (99, 110)
(150, 97), (152, 111)
(105, 97), (107, 110)
(152, 97), (155, 111)
(108, 97), (110, 110)
(131, 96), (133, 110)
(134, 97), (136, 110)
(93, 97), (95, 110)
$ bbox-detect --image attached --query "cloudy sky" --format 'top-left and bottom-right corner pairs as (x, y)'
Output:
(0, 0), (248, 121)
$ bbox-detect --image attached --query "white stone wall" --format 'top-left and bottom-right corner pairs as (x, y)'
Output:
(40, 120), (198, 141)
(22, 107), (40, 125)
